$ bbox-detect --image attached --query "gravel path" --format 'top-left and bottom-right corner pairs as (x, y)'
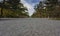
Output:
(0, 18), (60, 36)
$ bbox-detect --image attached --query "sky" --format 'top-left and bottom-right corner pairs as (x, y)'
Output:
(21, 0), (41, 16)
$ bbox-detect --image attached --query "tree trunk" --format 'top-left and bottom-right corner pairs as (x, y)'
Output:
(1, 8), (3, 17)
(0, 0), (5, 17)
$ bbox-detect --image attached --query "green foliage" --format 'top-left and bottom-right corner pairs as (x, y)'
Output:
(32, 0), (60, 18)
(0, 0), (29, 18)
(32, 1), (47, 18)
(45, 0), (60, 18)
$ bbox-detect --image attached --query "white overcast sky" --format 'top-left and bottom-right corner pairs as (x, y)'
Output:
(21, 0), (34, 16)
(21, 0), (41, 16)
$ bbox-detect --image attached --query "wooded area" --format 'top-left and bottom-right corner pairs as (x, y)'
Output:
(32, 0), (60, 18)
(0, 0), (60, 18)
(0, 0), (29, 18)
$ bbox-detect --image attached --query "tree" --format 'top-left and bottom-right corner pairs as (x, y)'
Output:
(0, 0), (5, 17)
(0, 0), (29, 18)
(32, 1), (47, 18)
(45, 0), (60, 18)
(32, 0), (60, 18)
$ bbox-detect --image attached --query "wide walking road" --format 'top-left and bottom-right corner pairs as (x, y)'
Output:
(0, 18), (60, 36)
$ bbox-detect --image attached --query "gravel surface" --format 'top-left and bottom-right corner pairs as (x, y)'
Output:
(0, 18), (60, 36)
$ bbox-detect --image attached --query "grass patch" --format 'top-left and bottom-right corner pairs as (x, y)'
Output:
(49, 18), (60, 20)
